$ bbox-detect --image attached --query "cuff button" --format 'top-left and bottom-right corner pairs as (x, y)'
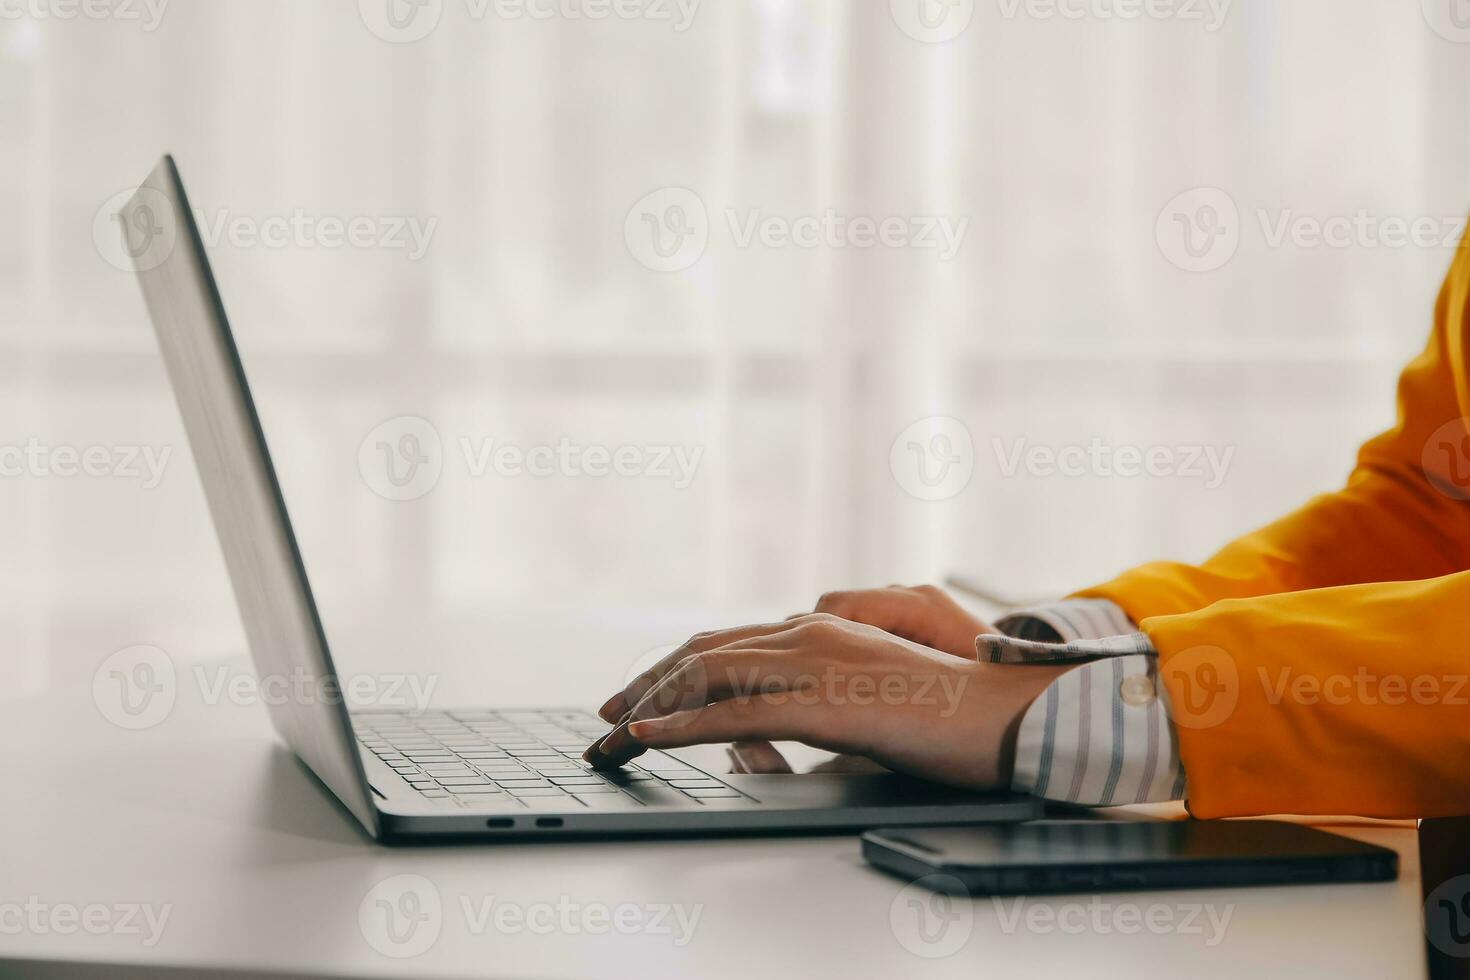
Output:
(1120, 675), (1156, 706)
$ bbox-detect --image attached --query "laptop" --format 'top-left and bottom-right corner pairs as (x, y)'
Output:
(121, 155), (1042, 841)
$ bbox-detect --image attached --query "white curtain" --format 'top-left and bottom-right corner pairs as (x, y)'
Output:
(4, 0), (1467, 697)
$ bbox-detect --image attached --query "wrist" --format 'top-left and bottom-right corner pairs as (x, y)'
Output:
(978, 661), (1074, 787)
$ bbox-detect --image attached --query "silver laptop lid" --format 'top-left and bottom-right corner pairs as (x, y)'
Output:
(121, 156), (379, 838)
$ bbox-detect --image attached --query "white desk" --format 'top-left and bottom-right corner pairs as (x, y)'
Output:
(0, 651), (1429, 979)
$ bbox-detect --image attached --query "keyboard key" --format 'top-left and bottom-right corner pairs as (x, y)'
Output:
(448, 785), (503, 795)
(545, 711), (596, 724)
(421, 764), (475, 776)
(683, 789), (743, 798)
(637, 756), (695, 773)
(548, 776), (607, 786)
(604, 771), (655, 782)
(620, 783), (697, 807)
(505, 787), (567, 798)
(436, 776), (493, 786)
(573, 794), (636, 809)
(494, 778), (551, 788)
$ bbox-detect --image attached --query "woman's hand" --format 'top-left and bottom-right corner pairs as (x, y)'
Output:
(806, 584), (996, 660)
(584, 614), (1068, 791)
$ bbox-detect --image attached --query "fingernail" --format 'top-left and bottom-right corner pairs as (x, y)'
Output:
(597, 695), (623, 721)
(627, 720), (657, 738)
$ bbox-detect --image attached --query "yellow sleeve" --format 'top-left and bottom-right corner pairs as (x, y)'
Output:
(1079, 239), (1470, 621)
(1142, 572), (1470, 818)
(1069, 231), (1470, 819)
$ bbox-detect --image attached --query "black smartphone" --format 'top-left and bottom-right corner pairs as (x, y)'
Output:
(862, 820), (1398, 896)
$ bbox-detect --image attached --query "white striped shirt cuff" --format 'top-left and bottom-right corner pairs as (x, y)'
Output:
(980, 599), (1187, 806)
(995, 597), (1137, 644)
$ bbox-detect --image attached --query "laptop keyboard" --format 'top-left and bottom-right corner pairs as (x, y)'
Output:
(353, 708), (749, 809)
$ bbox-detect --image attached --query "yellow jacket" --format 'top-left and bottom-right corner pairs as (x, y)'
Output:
(1080, 244), (1470, 819)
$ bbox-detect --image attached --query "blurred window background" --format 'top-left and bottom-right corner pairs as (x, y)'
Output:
(4, 0), (1469, 698)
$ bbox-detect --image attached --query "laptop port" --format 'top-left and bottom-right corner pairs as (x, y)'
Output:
(535, 818), (564, 829)
(486, 818), (515, 829)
